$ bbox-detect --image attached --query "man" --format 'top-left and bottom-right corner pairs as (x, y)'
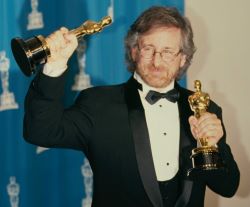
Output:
(23, 6), (240, 207)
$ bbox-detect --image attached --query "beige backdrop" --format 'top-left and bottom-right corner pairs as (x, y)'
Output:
(186, 0), (250, 207)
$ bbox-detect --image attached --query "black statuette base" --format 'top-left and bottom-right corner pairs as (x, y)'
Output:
(11, 36), (50, 77)
(187, 147), (224, 178)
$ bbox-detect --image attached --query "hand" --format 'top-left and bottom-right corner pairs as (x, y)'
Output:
(43, 27), (78, 77)
(188, 112), (224, 146)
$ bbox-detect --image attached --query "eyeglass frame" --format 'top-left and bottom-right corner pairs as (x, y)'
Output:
(137, 44), (183, 63)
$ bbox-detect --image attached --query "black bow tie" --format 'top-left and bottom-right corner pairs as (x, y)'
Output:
(145, 88), (179, 105)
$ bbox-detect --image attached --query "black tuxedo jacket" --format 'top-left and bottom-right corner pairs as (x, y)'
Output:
(24, 72), (240, 207)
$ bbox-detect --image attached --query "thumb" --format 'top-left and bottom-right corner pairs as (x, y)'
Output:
(188, 115), (198, 139)
(188, 115), (197, 126)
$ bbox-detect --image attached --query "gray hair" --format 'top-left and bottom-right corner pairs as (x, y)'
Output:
(124, 6), (196, 79)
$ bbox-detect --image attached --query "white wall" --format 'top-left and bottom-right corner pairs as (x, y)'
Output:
(186, 1), (250, 206)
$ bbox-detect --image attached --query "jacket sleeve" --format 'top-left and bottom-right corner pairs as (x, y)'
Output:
(23, 70), (93, 152)
(205, 105), (240, 197)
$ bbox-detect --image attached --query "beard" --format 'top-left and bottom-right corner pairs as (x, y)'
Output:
(136, 63), (179, 88)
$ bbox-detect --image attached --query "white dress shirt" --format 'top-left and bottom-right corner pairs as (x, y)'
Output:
(134, 73), (180, 181)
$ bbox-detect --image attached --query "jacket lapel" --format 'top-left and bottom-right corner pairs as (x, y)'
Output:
(175, 83), (195, 207)
(124, 77), (164, 207)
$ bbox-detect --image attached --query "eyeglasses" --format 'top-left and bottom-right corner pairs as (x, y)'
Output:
(138, 45), (182, 63)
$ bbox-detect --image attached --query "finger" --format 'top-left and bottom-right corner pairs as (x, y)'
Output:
(188, 115), (198, 127)
(199, 115), (221, 131)
(64, 32), (78, 49)
(60, 27), (69, 33)
(188, 116), (199, 139)
(197, 112), (217, 125)
(46, 30), (68, 51)
(190, 124), (198, 139)
(198, 119), (221, 133)
(198, 127), (219, 138)
(60, 27), (75, 44)
(54, 30), (69, 49)
(197, 123), (223, 143)
(197, 113), (219, 132)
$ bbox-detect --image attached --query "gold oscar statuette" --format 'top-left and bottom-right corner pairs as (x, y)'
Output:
(187, 80), (224, 177)
(11, 16), (112, 77)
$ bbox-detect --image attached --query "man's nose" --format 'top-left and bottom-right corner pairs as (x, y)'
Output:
(152, 52), (162, 68)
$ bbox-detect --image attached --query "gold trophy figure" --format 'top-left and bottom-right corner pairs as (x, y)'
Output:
(187, 80), (223, 177)
(11, 16), (112, 77)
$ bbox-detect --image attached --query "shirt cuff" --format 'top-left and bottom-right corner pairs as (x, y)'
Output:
(31, 69), (67, 100)
(43, 62), (68, 77)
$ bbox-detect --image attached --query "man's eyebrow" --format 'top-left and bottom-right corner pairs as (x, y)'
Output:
(140, 43), (173, 48)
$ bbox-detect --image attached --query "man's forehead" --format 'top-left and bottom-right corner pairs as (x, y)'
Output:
(138, 26), (182, 47)
(140, 25), (180, 35)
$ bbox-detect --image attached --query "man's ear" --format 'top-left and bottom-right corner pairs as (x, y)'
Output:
(180, 54), (187, 68)
(131, 47), (138, 61)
